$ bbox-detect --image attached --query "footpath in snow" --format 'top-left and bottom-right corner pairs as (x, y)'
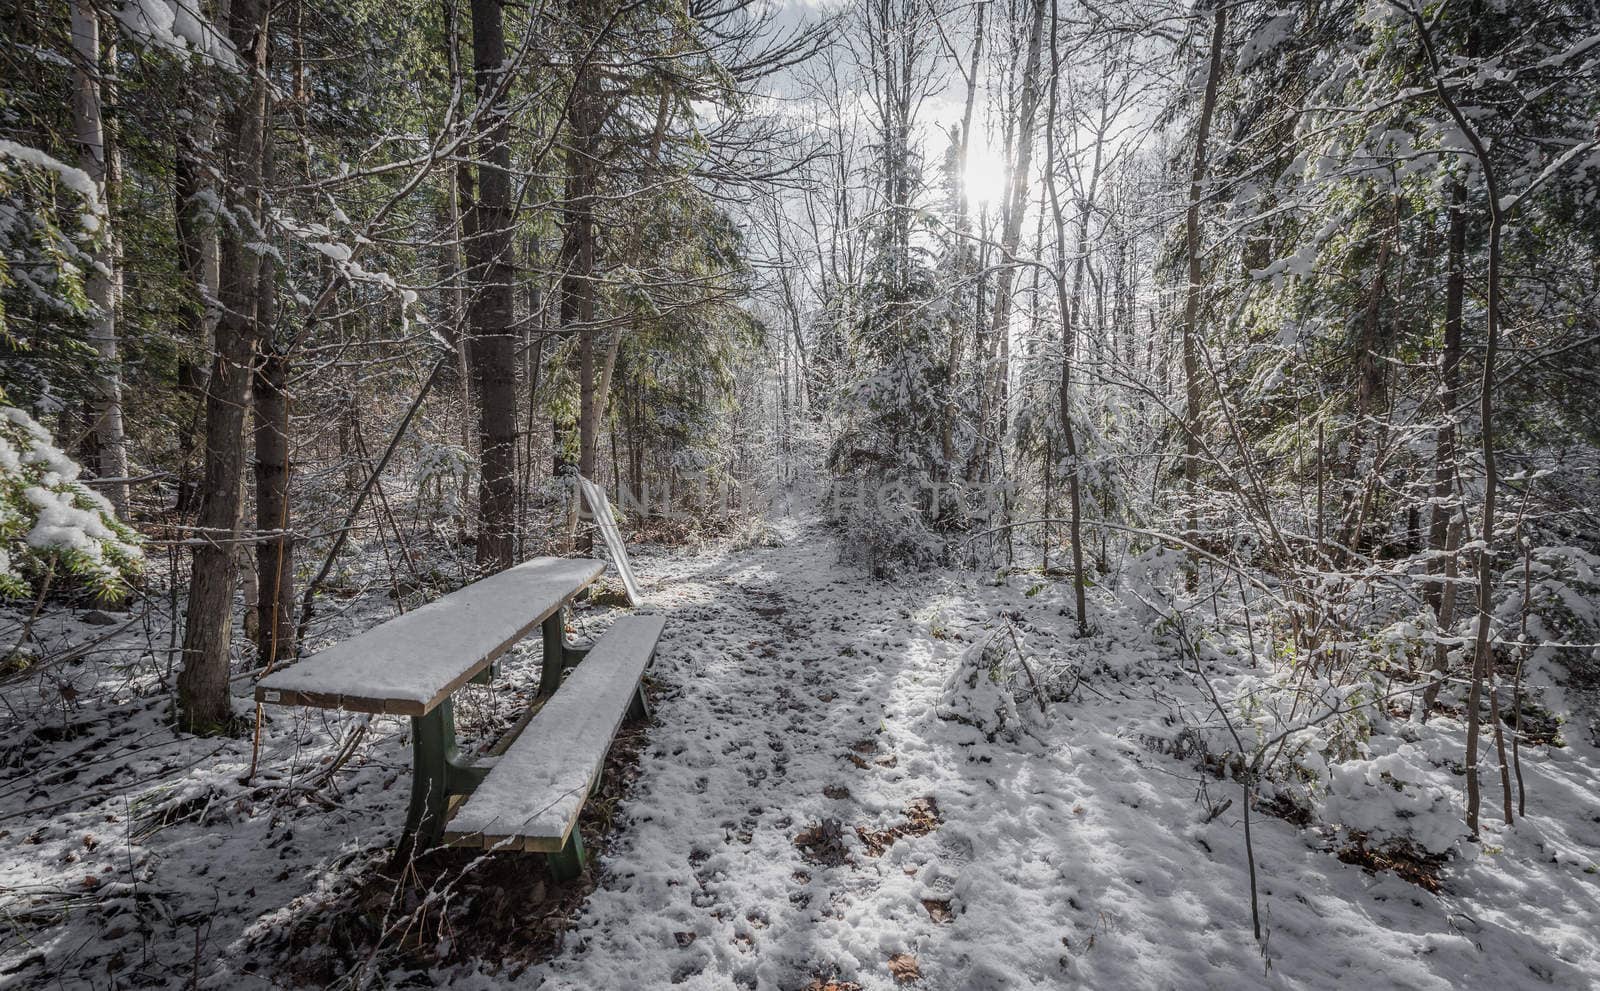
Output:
(3, 517), (1596, 990)
(492, 519), (1600, 991)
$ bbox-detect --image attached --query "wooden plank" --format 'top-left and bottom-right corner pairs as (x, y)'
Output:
(443, 614), (665, 850)
(256, 556), (604, 714)
(577, 475), (642, 606)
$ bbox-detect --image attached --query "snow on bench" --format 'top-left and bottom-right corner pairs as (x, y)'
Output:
(255, 556), (605, 716)
(444, 614), (666, 852)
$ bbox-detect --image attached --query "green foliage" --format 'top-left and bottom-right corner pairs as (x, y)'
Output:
(0, 401), (142, 601)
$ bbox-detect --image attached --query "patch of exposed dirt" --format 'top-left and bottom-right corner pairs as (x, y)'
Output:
(1336, 834), (1446, 893)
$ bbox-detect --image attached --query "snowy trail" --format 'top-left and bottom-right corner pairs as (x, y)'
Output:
(507, 519), (1599, 991)
(6, 516), (1594, 989)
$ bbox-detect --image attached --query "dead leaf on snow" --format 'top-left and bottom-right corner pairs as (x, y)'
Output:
(888, 953), (921, 984)
(857, 797), (942, 856)
(922, 898), (953, 923)
(794, 819), (852, 867)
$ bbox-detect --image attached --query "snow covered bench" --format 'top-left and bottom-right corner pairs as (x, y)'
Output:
(255, 556), (661, 872)
(443, 614), (665, 877)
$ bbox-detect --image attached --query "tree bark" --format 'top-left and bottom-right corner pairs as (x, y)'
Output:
(1182, 2), (1227, 556)
(174, 70), (222, 516)
(983, 0), (1045, 450)
(70, 0), (129, 518)
(466, 0), (519, 573)
(176, 0), (272, 733)
(560, 47), (602, 549)
(563, 75), (600, 471)
(253, 244), (293, 667)
(1044, 0), (1087, 634)
(1408, 5), (1505, 835)
(1426, 182), (1466, 613)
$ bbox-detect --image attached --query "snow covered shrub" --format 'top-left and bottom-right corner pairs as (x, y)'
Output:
(1320, 743), (1465, 856)
(730, 518), (785, 550)
(1505, 546), (1600, 692)
(938, 628), (1050, 745)
(0, 403), (141, 600)
(1222, 634), (1471, 856)
(412, 441), (471, 521)
(1114, 544), (1189, 625)
(829, 478), (944, 578)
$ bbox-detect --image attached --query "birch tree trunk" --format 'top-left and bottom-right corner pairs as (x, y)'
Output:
(70, 1), (128, 518)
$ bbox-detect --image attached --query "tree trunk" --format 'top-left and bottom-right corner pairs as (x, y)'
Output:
(70, 0), (129, 518)
(941, 2), (985, 475)
(174, 69), (222, 516)
(466, 0), (519, 573)
(253, 249), (293, 667)
(1044, 0), (1087, 634)
(1408, 5), (1505, 835)
(560, 51), (601, 549)
(1426, 182), (1466, 614)
(176, 0), (273, 733)
(1182, 2), (1227, 555)
(983, 0), (1046, 450)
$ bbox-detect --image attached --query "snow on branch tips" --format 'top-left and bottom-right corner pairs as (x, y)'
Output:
(0, 139), (104, 233)
(0, 404), (142, 602)
(115, 0), (240, 70)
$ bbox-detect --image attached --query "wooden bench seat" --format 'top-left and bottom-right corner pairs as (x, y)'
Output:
(443, 614), (665, 873)
(256, 556), (605, 715)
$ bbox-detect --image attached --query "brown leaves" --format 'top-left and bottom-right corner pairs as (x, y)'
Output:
(888, 953), (921, 984)
(793, 819), (852, 867)
(856, 797), (941, 857)
(1336, 835), (1445, 893)
(921, 899), (953, 924)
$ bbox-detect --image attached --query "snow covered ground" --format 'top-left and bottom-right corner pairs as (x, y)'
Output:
(3, 515), (1597, 989)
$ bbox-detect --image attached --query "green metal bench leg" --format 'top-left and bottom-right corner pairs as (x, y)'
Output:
(540, 611), (565, 697)
(540, 605), (594, 697)
(627, 680), (650, 722)
(403, 698), (493, 849)
(405, 700), (456, 846)
(548, 828), (586, 881)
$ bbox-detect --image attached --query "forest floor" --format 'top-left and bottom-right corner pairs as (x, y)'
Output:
(2, 511), (1598, 989)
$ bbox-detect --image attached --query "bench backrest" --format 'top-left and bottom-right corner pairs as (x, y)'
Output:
(577, 474), (642, 606)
